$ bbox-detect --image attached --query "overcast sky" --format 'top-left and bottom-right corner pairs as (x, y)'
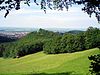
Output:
(0, 2), (100, 29)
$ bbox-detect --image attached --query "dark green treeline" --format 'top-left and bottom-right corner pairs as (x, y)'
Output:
(0, 27), (100, 58)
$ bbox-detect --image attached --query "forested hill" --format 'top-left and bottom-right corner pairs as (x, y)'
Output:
(0, 29), (61, 58)
(0, 27), (100, 58)
(0, 36), (17, 43)
(67, 30), (84, 34)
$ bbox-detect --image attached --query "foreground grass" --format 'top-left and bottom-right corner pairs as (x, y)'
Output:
(0, 48), (99, 75)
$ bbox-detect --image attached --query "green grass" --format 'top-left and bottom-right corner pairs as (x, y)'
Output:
(0, 48), (99, 75)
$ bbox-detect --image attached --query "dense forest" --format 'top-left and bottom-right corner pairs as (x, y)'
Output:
(0, 27), (100, 58)
(0, 35), (17, 43)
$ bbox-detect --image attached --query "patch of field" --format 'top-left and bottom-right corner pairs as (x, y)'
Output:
(0, 48), (99, 75)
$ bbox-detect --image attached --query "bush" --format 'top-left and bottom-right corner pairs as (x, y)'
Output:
(88, 54), (100, 75)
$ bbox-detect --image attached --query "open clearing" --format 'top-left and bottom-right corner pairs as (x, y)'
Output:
(0, 48), (99, 75)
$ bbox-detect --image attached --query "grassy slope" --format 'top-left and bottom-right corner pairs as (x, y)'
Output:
(0, 48), (99, 75)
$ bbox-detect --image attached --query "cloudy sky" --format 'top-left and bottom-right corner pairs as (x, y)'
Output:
(0, 1), (100, 29)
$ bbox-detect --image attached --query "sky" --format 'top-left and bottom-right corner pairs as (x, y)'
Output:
(0, 1), (100, 30)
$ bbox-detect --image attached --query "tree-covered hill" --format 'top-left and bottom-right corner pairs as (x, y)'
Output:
(0, 28), (61, 58)
(67, 30), (84, 34)
(0, 35), (17, 43)
(0, 27), (100, 58)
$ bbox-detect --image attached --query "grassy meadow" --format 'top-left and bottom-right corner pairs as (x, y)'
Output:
(0, 48), (99, 75)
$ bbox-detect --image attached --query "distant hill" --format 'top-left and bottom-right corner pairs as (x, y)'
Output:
(42, 28), (86, 33)
(0, 27), (86, 32)
(0, 27), (37, 32)
(67, 30), (84, 34)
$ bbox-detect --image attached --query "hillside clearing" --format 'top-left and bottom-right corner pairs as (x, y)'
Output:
(0, 48), (99, 75)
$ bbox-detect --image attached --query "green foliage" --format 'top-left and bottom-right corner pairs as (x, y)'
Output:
(0, 35), (17, 43)
(0, 27), (100, 58)
(44, 36), (62, 54)
(88, 53), (100, 75)
(0, 29), (61, 58)
(44, 27), (100, 54)
(17, 42), (43, 57)
(84, 27), (100, 49)
(72, 33), (85, 51)
(0, 44), (5, 57)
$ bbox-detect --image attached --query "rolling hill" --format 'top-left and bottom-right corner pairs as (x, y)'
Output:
(0, 48), (99, 75)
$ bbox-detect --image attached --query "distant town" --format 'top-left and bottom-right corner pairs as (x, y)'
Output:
(0, 31), (29, 39)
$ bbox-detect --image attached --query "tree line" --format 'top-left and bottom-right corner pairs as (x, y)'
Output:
(44, 27), (100, 54)
(0, 27), (100, 58)
(0, 35), (17, 43)
(0, 29), (60, 58)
